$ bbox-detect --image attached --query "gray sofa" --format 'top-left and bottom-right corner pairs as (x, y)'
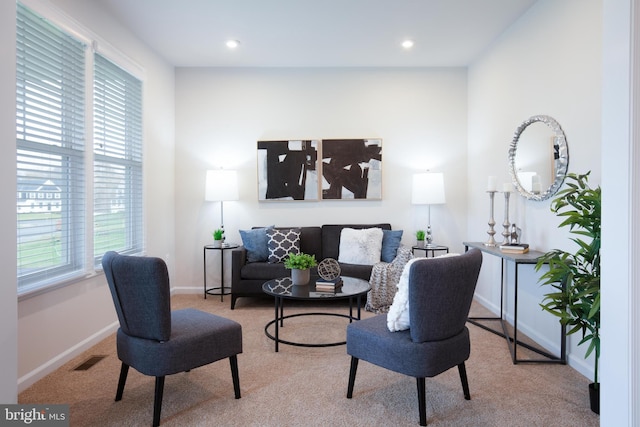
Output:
(230, 223), (393, 309)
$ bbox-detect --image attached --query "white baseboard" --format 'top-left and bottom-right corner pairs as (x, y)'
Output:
(18, 322), (119, 393)
(170, 286), (202, 295)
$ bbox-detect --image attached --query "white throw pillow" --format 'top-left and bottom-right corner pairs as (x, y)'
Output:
(338, 227), (384, 265)
(387, 253), (460, 332)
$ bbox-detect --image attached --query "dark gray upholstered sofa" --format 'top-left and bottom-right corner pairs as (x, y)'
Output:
(230, 223), (392, 309)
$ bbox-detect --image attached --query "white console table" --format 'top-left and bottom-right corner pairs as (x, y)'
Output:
(463, 241), (566, 364)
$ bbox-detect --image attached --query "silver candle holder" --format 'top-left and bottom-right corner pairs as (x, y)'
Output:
(501, 190), (511, 245)
(485, 191), (497, 246)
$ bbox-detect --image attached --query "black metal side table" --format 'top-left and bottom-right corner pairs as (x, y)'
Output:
(463, 241), (566, 364)
(411, 244), (449, 258)
(203, 243), (238, 301)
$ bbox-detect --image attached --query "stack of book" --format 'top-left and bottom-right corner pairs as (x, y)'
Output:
(315, 278), (343, 293)
(499, 243), (530, 254)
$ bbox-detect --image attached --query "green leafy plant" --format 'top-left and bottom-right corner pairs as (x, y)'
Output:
(535, 172), (600, 387)
(212, 229), (224, 240)
(415, 230), (426, 241)
(284, 252), (317, 270)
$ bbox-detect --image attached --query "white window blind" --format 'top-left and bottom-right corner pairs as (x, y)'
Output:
(16, 3), (86, 293)
(16, 3), (145, 295)
(93, 54), (143, 264)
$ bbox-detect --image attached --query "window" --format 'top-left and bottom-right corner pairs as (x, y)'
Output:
(93, 55), (143, 265)
(16, 3), (144, 295)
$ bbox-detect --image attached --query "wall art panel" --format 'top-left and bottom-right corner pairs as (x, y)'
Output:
(257, 140), (320, 201)
(321, 138), (382, 200)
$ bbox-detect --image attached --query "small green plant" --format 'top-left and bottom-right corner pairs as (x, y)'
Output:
(212, 229), (224, 240)
(536, 171), (600, 387)
(415, 230), (426, 241)
(284, 252), (317, 270)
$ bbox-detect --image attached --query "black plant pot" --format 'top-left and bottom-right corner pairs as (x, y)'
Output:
(589, 383), (600, 414)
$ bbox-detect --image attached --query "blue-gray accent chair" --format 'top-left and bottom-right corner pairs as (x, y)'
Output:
(346, 249), (482, 426)
(102, 251), (243, 426)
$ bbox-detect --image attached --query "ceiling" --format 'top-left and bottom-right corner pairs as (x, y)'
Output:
(97, 0), (538, 68)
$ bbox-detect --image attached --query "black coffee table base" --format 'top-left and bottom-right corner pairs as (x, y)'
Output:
(265, 312), (356, 350)
(262, 276), (371, 352)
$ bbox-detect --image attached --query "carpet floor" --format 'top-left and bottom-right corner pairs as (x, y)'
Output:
(18, 294), (600, 426)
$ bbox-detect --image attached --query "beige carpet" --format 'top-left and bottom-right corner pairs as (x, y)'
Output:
(19, 294), (600, 426)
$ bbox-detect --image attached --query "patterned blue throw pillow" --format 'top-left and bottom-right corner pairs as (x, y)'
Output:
(267, 228), (301, 263)
(239, 225), (274, 262)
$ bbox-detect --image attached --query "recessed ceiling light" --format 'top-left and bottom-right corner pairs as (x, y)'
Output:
(401, 39), (414, 49)
(226, 40), (240, 49)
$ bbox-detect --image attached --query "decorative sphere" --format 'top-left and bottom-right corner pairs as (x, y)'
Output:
(317, 258), (341, 281)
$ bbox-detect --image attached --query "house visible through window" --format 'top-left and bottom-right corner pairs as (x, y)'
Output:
(16, 3), (144, 296)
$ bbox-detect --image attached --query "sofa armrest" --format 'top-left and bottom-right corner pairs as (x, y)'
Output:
(231, 246), (247, 286)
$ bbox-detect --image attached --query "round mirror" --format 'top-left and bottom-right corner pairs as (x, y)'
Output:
(508, 115), (569, 201)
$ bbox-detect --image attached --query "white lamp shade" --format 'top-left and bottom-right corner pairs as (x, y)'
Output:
(205, 170), (239, 201)
(412, 172), (446, 205)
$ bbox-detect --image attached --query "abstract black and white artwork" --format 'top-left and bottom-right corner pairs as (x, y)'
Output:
(321, 139), (382, 200)
(257, 140), (320, 201)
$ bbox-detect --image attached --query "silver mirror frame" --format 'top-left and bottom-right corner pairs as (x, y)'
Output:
(508, 115), (569, 201)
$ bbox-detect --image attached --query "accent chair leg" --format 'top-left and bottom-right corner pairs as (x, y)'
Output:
(153, 376), (165, 427)
(416, 377), (427, 426)
(230, 355), (241, 399)
(115, 362), (129, 401)
(347, 357), (359, 398)
(230, 295), (237, 310)
(458, 362), (471, 400)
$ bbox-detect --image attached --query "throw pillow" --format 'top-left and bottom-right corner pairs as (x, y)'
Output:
(387, 253), (460, 332)
(381, 229), (403, 263)
(386, 258), (420, 332)
(239, 225), (274, 263)
(267, 228), (301, 263)
(338, 227), (383, 265)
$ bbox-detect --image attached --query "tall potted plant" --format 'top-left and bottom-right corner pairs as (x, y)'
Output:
(535, 171), (600, 413)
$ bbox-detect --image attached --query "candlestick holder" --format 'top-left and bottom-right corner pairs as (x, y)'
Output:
(485, 191), (497, 246)
(501, 191), (511, 245)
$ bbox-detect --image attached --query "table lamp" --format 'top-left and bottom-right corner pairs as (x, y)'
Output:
(411, 172), (446, 246)
(205, 169), (239, 240)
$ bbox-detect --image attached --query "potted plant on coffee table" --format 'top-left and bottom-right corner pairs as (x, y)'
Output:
(535, 171), (600, 413)
(284, 252), (317, 285)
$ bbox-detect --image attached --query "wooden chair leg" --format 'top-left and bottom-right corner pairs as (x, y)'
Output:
(115, 363), (129, 401)
(230, 355), (241, 399)
(153, 376), (165, 427)
(416, 377), (427, 426)
(458, 363), (471, 400)
(347, 357), (359, 398)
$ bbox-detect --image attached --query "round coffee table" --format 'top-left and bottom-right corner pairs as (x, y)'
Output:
(262, 276), (371, 352)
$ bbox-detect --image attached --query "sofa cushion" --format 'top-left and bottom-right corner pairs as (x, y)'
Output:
(381, 229), (403, 263)
(239, 225), (274, 262)
(338, 227), (384, 265)
(339, 263), (375, 281)
(298, 227), (323, 260)
(267, 228), (301, 263)
(241, 262), (289, 280)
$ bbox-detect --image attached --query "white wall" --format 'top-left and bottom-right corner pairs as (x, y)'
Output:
(15, 0), (176, 391)
(174, 67), (469, 290)
(0, 0), (18, 403)
(467, 0), (602, 380)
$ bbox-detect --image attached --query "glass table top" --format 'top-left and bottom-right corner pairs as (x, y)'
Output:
(262, 276), (370, 300)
